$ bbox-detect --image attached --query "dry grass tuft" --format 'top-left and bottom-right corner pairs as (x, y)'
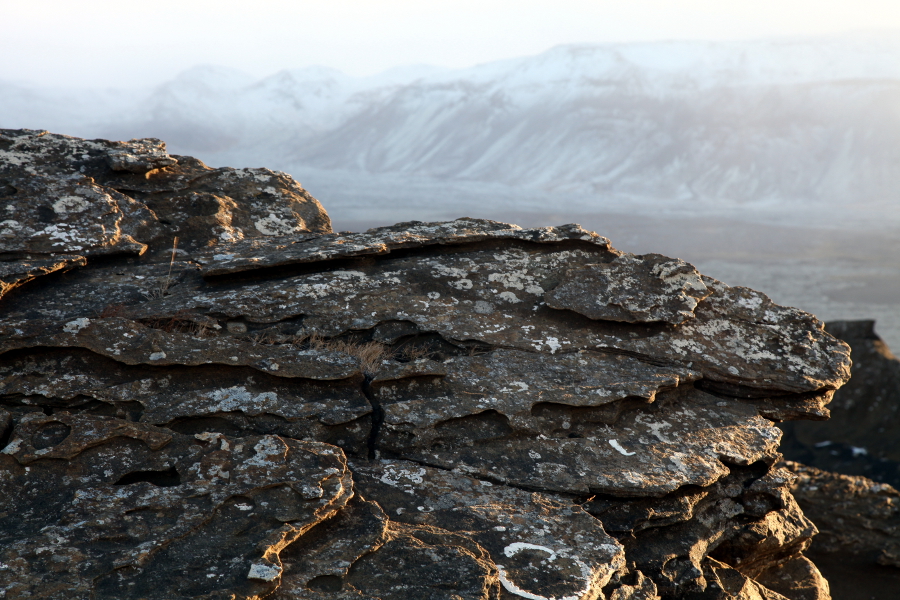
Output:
(140, 309), (215, 339)
(249, 330), (279, 346)
(466, 344), (491, 357)
(325, 340), (388, 375)
(142, 237), (180, 300)
(292, 333), (390, 375)
(396, 344), (434, 362)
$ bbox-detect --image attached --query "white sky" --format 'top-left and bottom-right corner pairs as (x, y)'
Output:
(3, 0), (900, 87)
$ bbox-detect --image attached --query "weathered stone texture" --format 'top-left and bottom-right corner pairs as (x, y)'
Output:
(0, 128), (331, 300)
(0, 131), (851, 599)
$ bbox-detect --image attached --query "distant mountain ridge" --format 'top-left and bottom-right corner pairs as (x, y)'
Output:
(2, 33), (899, 226)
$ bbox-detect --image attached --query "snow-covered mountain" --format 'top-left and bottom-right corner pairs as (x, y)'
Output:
(3, 34), (900, 227)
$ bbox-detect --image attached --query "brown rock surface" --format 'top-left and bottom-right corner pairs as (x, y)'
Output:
(0, 130), (851, 599)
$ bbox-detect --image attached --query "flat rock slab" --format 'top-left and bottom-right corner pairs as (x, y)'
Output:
(379, 385), (782, 496)
(196, 218), (611, 277)
(545, 254), (710, 324)
(0, 348), (372, 455)
(351, 458), (625, 600)
(0, 215), (849, 396)
(0, 316), (362, 380)
(161, 223), (849, 394)
(0, 253), (86, 299)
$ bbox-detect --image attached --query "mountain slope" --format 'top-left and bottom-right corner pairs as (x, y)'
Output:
(2, 34), (899, 224)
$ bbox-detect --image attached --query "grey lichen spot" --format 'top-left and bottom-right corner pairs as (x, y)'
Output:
(474, 300), (495, 314)
(247, 562), (282, 582)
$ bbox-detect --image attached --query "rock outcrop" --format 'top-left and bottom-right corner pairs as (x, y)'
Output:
(783, 461), (900, 600)
(780, 320), (900, 488)
(0, 130), (851, 599)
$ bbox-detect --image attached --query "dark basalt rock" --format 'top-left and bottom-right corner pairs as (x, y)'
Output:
(0, 130), (852, 599)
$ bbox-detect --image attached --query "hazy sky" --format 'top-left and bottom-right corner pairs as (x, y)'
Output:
(4, 0), (900, 87)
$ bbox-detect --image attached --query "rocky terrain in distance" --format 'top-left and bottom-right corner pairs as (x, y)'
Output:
(780, 320), (900, 489)
(0, 130), (856, 599)
(778, 322), (900, 599)
(782, 461), (900, 600)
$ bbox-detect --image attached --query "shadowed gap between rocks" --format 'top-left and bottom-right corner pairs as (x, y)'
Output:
(362, 374), (383, 460)
(114, 465), (182, 487)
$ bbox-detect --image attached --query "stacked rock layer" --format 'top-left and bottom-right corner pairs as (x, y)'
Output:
(0, 130), (851, 599)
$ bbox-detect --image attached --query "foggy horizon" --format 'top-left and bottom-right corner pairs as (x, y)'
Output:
(4, 0), (900, 87)
(4, 28), (900, 90)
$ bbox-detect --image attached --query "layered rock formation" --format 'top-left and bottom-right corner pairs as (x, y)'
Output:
(0, 130), (852, 599)
(780, 320), (900, 488)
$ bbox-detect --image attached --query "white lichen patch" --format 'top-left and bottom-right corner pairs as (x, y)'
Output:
(51, 196), (91, 215)
(608, 440), (636, 456)
(62, 318), (90, 334)
(378, 463), (427, 495)
(474, 301), (495, 314)
(255, 213), (299, 236)
(247, 562), (282, 581)
(245, 436), (288, 467)
(530, 336), (563, 354)
(0, 219), (23, 237)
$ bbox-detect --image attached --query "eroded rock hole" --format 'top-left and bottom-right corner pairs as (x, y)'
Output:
(0, 417), (12, 451)
(530, 399), (650, 433)
(31, 421), (72, 449)
(36, 205), (57, 223)
(0, 182), (17, 197)
(168, 416), (246, 437)
(114, 465), (182, 487)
